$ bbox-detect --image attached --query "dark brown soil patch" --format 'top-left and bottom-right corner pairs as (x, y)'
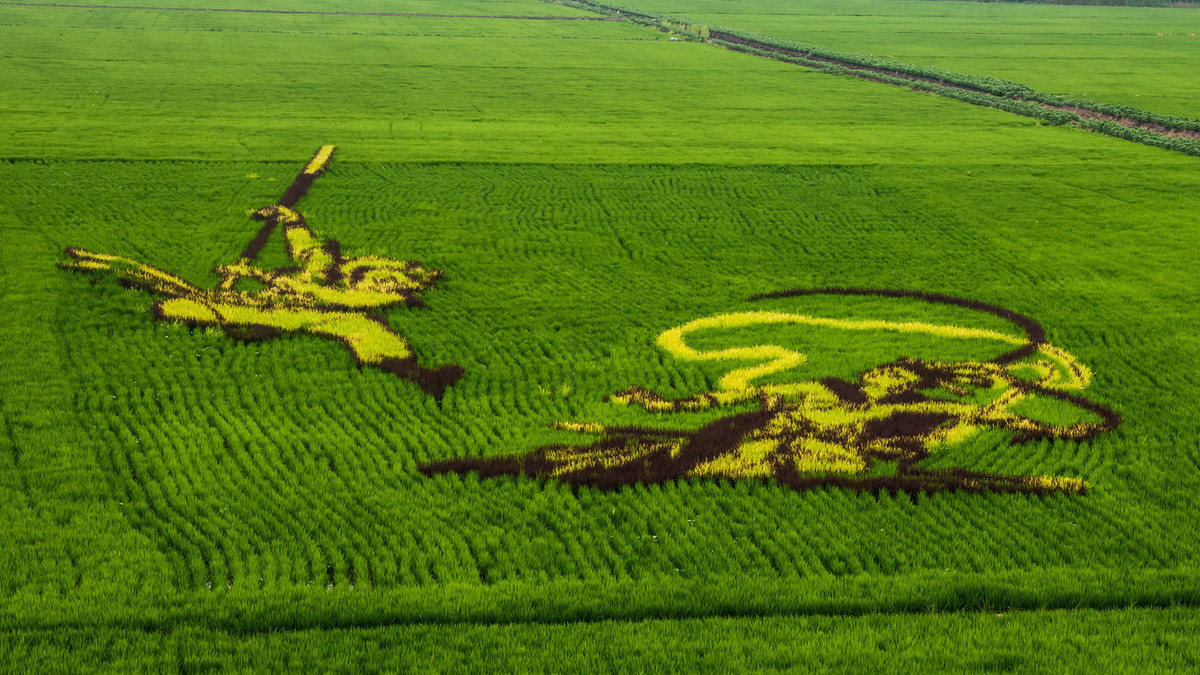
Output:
(820, 377), (868, 405)
(863, 411), (952, 440)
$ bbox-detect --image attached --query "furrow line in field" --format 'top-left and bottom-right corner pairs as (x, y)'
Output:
(205, 442), (278, 590)
(205, 392), (301, 542)
(300, 400), (397, 589)
(988, 494), (1047, 570)
(136, 429), (226, 590)
(197, 386), (308, 588)
(580, 515), (629, 582)
(143, 379), (248, 588)
(654, 483), (706, 579)
(99, 426), (195, 588)
(769, 490), (827, 578)
(199, 432), (292, 589)
(229, 389), (358, 589)
(261, 414), (378, 591)
(99, 402), (214, 590)
(139, 412), (242, 590)
(779, 488), (835, 577)
(708, 482), (775, 575)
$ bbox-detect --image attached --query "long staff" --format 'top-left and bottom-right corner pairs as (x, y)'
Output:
(239, 145), (336, 261)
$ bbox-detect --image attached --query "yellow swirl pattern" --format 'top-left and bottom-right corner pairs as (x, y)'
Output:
(656, 310), (1028, 391)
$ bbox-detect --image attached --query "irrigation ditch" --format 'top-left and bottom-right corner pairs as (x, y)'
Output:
(555, 0), (1200, 157)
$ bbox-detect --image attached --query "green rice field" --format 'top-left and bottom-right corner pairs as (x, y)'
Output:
(633, 0), (1200, 117)
(2, 0), (1199, 670)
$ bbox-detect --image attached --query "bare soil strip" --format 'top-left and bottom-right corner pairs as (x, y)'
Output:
(1047, 104), (1200, 139)
(0, 1), (621, 20)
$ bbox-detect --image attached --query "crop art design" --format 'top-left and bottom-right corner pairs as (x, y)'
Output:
(60, 146), (462, 398)
(423, 288), (1120, 495)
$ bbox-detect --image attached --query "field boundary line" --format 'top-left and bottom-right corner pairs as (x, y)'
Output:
(0, 1), (622, 20)
(552, 0), (1200, 157)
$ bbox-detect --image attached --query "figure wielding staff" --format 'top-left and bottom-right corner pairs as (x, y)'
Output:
(61, 145), (463, 398)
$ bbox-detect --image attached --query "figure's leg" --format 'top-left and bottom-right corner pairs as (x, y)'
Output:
(421, 429), (690, 488)
(609, 385), (755, 412)
(306, 312), (462, 399)
(155, 301), (461, 398)
(60, 248), (198, 298)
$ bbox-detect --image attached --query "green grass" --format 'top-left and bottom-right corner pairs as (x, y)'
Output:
(3, 0), (1200, 667)
(2, 1), (1187, 163)
(626, 0), (1200, 117)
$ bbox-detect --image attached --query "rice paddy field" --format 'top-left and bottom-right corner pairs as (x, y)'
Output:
(2, 0), (1200, 670)
(634, 0), (1200, 117)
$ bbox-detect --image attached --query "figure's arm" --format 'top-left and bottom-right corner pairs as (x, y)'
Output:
(239, 145), (338, 275)
(250, 205), (336, 282)
(213, 261), (277, 291)
(59, 247), (199, 298)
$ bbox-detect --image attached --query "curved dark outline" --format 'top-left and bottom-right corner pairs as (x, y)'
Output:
(747, 286), (1046, 364)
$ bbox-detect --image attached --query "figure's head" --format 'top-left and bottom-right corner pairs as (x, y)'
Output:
(340, 256), (441, 298)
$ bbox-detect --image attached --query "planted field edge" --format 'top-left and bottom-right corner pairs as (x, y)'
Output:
(552, 0), (1200, 156)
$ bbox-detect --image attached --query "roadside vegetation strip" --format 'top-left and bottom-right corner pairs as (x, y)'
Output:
(0, 1), (621, 19)
(557, 0), (1200, 156)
